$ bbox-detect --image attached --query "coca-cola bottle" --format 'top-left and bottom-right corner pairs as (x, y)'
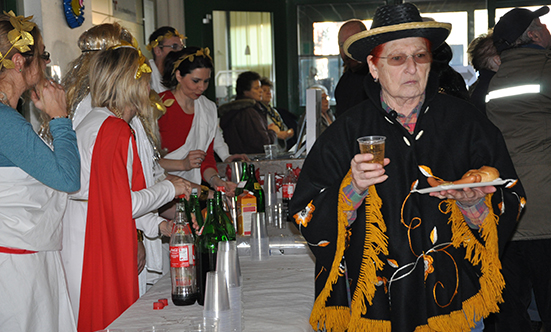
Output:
(215, 188), (236, 241)
(282, 163), (297, 222)
(196, 198), (229, 305)
(170, 196), (197, 305)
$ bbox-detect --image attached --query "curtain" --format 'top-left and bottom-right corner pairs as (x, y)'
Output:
(229, 11), (273, 79)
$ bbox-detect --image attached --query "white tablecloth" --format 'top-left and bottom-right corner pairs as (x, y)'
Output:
(107, 253), (315, 332)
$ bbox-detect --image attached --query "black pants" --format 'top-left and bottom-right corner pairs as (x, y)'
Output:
(492, 239), (551, 332)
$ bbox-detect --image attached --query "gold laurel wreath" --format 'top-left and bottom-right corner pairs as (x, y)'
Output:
(146, 29), (186, 51)
(171, 47), (212, 75)
(0, 11), (36, 70)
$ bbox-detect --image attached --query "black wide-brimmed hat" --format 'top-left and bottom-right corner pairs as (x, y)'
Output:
(344, 3), (451, 62)
(493, 6), (549, 52)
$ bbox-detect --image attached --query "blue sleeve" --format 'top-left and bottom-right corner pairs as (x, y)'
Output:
(0, 106), (80, 192)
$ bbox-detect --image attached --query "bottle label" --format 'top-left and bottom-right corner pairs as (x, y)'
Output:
(282, 183), (296, 199)
(237, 181), (246, 188)
(254, 183), (262, 190)
(170, 244), (195, 268)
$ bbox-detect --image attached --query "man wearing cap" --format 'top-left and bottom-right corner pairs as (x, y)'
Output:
(334, 19), (369, 118)
(290, 3), (524, 331)
(486, 6), (551, 331)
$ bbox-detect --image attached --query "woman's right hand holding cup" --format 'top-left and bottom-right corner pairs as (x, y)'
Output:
(351, 154), (390, 194)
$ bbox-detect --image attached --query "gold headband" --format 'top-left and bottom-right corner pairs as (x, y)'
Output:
(0, 11), (36, 70)
(171, 47), (212, 75)
(110, 39), (152, 79)
(146, 29), (186, 51)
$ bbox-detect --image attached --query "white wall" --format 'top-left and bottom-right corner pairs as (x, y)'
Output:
(21, 0), (94, 79)
(18, 0), (185, 79)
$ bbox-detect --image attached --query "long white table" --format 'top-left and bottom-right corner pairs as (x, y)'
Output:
(107, 253), (315, 332)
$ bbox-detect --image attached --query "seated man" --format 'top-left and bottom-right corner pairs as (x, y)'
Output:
(219, 71), (277, 154)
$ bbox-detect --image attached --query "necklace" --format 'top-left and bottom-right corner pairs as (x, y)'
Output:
(0, 91), (11, 107)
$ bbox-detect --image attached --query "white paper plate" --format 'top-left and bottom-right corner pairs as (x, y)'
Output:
(412, 178), (513, 194)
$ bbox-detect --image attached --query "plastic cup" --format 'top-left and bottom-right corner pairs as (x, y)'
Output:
(203, 271), (230, 314)
(263, 144), (278, 159)
(357, 136), (386, 165)
(216, 241), (241, 288)
(250, 212), (270, 261)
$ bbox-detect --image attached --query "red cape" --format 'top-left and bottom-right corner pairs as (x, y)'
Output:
(78, 116), (146, 332)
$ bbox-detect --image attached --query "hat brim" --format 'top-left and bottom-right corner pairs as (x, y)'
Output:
(344, 21), (452, 62)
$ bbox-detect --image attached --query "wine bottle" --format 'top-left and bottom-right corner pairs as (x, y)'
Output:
(245, 164), (265, 213)
(195, 199), (229, 305)
(215, 189), (236, 241)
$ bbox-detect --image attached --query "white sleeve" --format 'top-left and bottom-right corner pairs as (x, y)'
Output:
(127, 138), (176, 218)
(213, 123), (231, 162)
(135, 212), (165, 238)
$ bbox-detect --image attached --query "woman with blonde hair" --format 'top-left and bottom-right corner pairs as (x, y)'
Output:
(0, 11), (80, 331)
(66, 45), (188, 332)
(61, 25), (191, 324)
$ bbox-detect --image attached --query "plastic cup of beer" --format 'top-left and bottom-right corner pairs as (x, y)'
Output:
(357, 136), (386, 165)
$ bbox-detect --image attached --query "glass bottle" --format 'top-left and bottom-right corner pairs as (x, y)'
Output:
(234, 162), (249, 197)
(282, 163), (297, 222)
(244, 164), (265, 213)
(215, 189), (236, 241)
(187, 187), (203, 238)
(195, 199), (229, 305)
(169, 197), (197, 305)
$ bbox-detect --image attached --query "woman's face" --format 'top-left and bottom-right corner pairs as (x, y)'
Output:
(176, 67), (211, 100)
(243, 80), (263, 102)
(261, 85), (272, 104)
(25, 40), (49, 88)
(367, 37), (431, 103)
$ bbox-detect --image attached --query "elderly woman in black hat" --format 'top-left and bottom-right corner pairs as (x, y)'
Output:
(289, 3), (525, 331)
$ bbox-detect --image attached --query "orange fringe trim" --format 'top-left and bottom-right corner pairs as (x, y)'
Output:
(309, 171), (355, 331)
(349, 183), (388, 326)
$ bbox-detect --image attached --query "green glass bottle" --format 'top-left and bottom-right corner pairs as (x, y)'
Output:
(234, 162), (249, 197)
(215, 189), (236, 241)
(195, 199), (229, 305)
(186, 188), (203, 239)
(244, 164), (265, 213)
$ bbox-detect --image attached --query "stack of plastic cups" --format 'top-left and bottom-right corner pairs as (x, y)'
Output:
(203, 271), (231, 332)
(264, 172), (277, 226)
(250, 212), (270, 261)
(216, 241), (242, 332)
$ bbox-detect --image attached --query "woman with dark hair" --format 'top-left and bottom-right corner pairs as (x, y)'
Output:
(159, 47), (236, 194)
(0, 11), (80, 331)
(219, 70), (277, 154)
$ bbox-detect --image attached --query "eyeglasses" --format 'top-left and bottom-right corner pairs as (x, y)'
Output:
(159, 43), (184, 51)
(374, 51), (431, 66)
(40, 51), (50, 62)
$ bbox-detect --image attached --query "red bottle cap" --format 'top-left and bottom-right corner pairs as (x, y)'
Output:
(216, 186), (225, 192)
(158, 298), (168, 306)
(178, 194), (186, 199)
(153, 301), (164, 310)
